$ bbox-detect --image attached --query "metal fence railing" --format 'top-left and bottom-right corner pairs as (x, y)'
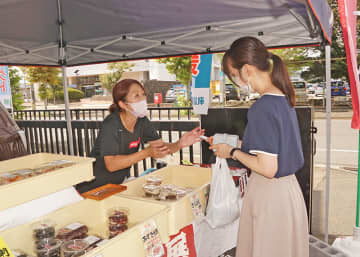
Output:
(14, 107), (196, 121)
(16, 119), (200, 176)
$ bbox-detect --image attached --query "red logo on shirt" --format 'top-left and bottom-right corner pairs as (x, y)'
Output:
(129, 137), (141, 149)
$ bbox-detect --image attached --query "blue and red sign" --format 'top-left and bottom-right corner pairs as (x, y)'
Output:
(0, 66), (12, 108)
(191, 54), (212, 88)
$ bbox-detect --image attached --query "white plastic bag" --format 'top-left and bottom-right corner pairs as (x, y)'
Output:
(205, 157), (240, 228)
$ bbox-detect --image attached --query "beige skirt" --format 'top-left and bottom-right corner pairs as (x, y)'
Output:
(236, 172), (309, 257)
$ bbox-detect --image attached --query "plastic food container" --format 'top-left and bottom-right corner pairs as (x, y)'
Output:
(0, 173), (20, 183)
(175, 188), (188, 199)
(61, 239), (89, 257)
(107, 207), (129, 239)
(35, 238), (62, 257)
(31, 220), (56, 241)
(158, 184), (178, 200)
(82, 235), (103, 250)
(142, 183), (161, 197)
(11, 249), (29, 257)
(34, 160), (74, 175)
(145, 176), (163, 186)
(12, 169), (35, 179)
(56, 223), (88, 241)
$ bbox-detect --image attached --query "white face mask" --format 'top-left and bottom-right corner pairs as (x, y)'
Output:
(247, 78), (256, 94)
(126, 99), (148, 118)
(233, 75), (255, 95)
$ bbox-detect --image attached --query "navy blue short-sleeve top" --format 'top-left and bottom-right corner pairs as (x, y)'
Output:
(241, 94), (304, 178)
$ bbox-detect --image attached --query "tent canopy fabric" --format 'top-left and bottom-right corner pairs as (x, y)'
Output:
(0, 0), (332, 67)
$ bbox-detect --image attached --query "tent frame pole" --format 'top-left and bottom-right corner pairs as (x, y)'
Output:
(57, 0), (74, 156)
(324, 44), (331, 243)
(62, 66), (74, 155)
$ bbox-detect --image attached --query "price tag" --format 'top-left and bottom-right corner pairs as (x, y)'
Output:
(0, 237), (14, 257)
(190, 193), (204, 217)
(66, 222), (83, 230)
(140, 219), (164, 257)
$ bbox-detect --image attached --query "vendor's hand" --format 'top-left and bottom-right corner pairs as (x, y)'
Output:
(238, 140), (242, 148)
(149, 139), (166, 148)
(147, 145), (170, 159)
(179, 126), (205, 148)
(209, 143), (232, 159)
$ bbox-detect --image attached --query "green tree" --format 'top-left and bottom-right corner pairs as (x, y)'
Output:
(157, 57), (192, 98)
(23, 67), (60, 109)
(299, 0), (349, 82)
(48, 77), (63, 104)
(100, 62), (134, 92)
(270, 0), (360, 83)
(8, 68), (24, 110)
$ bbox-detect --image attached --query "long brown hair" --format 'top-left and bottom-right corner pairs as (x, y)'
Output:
(109, 79), (145, 113)
(222, 37), (296, 106)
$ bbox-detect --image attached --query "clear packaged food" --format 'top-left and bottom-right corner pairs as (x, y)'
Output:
(175, 188), (188, 199)
(83, 235), (103, 251)
(0, 172), (20, 183)
(11, 249), (28, 257)
(108, 207), (129, 225)
(34, 160), (74, 174)
(159, 184), (177, 200)
(56, 223), (88, 240)
(33, 165), (58, 175)
(145, 175), (163, 186)
(143, 183), (161, 197)
(61, 239), (89, 257)
(35, 238), (62, 257)
(31, 220), (56, 241)
(109, 224), (128, 238)
(108, 207), (129, 238)
(12, 169), (35, 180)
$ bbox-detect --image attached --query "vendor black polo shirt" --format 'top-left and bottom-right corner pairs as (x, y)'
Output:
(76, 111), (160, 193)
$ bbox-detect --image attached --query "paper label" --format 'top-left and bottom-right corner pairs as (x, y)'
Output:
(84, 235), (101, 245)
(140, 219), (164, 257)
(66, 222), (83, 230)
(0, 237), (14, 257)
(190, 193), (204, 217)
(96, 239), (109, 247)
(191, 88), (210, 115)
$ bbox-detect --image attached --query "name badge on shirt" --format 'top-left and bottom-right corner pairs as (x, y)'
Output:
(129, 137), (141, 149)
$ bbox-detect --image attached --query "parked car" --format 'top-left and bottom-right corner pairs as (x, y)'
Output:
(314, 83), (325, 96)
(314, 81), (348, 97)
(165, 89), (177, 103)
(165, 87), (187, 103)
(331, 81), (347, 96)
(225, 84), (240, 101)
(292, 81), (308, 103)
(306, 83), (315, 95)
(344, 82), (351, 95)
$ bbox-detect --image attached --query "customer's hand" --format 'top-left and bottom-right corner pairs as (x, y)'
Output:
(209, 143), (232, 159)
(179, 126), (205, 148)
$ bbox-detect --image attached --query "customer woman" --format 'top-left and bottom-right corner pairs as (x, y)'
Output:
(76, 79), (203, 193)
(209, 37), (308, 257)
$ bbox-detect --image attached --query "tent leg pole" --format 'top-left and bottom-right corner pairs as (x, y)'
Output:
(324, 44), (331, 243)
(62, 66), (74, 156)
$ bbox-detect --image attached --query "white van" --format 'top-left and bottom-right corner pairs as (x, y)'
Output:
(292, 81), (308, 104)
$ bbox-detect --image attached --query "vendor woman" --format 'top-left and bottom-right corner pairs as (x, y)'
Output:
(76, 79), (203, 193)
(210, 37), (308, 257)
